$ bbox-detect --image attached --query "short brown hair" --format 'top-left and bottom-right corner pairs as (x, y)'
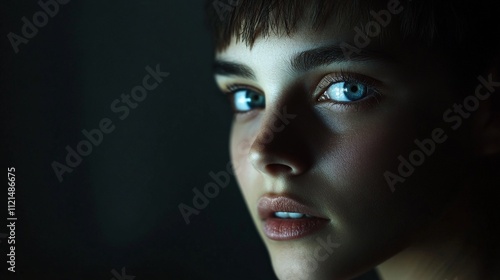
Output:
(205, 0), (499, 100)
(205, 0), (498, 52)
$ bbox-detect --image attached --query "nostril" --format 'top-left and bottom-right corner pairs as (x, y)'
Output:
(249, 143), (311, 177)
(265, 164), (293, 175)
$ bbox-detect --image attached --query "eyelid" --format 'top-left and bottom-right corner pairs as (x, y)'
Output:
(223, 84), (265, 115)
(314, 71), (383, 101)
(316, 71), (379, 91)
(225, 83), (264, 95)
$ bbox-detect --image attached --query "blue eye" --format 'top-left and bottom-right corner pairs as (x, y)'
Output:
(230, 89), (265, 112)
(323, 81), (367, 102)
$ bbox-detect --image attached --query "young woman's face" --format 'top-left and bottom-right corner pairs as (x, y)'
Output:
(213, 17), (473, 280)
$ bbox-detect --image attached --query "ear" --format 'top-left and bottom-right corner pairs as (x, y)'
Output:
(473, 53), (500, 156)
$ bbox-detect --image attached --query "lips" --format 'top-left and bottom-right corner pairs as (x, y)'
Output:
(258, 195), (329, 241)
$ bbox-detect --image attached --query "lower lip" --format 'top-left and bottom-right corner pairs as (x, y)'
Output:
(263, 217), (329, 241)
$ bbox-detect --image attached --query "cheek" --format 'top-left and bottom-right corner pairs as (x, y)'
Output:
(229, 122), (271, 229)
(318, 107), (418, 189)
(318, 108), (462, 249)
(317, 114), (414, 222)
(229, 123), (257, 195)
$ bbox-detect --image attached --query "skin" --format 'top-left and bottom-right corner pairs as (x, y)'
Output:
(213, 14), (500, 280)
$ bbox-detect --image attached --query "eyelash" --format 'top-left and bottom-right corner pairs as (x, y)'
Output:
(316, 70), (384, 111)
(226, 84), (251, 93)
(222, 71), (384, 114)
(223, 84), (265, 115)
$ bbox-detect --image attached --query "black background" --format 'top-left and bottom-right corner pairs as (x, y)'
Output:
(1, 0), (379, 279)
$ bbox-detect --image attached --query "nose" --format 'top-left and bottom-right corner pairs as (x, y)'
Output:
(248, 105), (312, 177)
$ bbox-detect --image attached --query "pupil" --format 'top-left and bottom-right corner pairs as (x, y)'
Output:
(246, 91), (264, 109)
(344, 82), (365, 101)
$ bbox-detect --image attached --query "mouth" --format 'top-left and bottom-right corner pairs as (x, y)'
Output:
(258, 195), (330, 241)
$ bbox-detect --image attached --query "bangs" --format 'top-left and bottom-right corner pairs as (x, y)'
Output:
(204, 0), (499, 55)
(204, 0), (499, 105)
(206, 0), (372, 51)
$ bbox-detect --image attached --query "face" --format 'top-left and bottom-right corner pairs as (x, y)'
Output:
(213, 15), (474, 280)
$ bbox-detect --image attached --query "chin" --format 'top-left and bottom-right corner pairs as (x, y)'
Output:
(271, 258), (360, 280)
(266, 242), (369, 280)
(262, 227), (399, 280)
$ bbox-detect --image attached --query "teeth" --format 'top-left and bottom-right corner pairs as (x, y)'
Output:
(288, 212), (304, 219)
(274, 212), (312, 219)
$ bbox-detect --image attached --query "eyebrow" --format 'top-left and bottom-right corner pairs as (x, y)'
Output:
(213, 61), (256, 79)
(292, 45), (393, 72)
(213, 44), (393, 79)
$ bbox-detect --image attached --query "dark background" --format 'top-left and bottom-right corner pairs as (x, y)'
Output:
(1, 1), (379, 279)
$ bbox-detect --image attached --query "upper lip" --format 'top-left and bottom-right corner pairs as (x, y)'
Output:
(257, 194), (329, 220)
